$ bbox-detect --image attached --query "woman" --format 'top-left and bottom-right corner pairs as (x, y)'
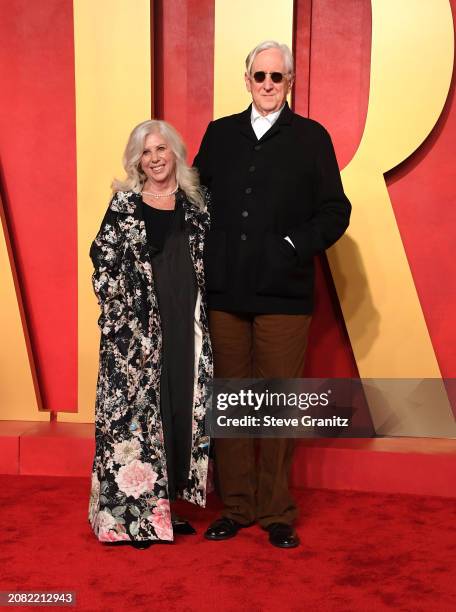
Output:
(88, 120), (212, 549)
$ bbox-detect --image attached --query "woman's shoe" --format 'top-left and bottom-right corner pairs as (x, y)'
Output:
(172, 519), (196, 535)
(130, 540), (154, 550)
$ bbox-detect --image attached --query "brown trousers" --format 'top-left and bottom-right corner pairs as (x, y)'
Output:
(209, 310), (311, 528)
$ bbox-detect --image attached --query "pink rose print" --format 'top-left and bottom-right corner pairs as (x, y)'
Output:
(115, 460), (158, 499)
(148, 498), (173, 541)
(99, 530), (131, 542)
(95, 510), (116, 539)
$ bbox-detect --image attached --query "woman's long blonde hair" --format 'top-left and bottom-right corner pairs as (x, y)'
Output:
(112, 119), (205, 209)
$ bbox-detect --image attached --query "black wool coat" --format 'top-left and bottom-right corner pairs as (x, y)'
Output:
(194, 102), (351, 314)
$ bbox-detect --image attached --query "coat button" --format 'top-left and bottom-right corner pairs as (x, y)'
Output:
(254, 144), (261, 151)
(241, 210), (249, 217)
(245, 187), (252, 194)
(241, 233), (247, 240)
(249, 165), (256, 172)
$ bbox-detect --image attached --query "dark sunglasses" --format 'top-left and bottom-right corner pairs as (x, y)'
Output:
(252, 71), (288, 84)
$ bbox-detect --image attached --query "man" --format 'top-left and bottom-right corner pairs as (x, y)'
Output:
(194, 40), (351, 548)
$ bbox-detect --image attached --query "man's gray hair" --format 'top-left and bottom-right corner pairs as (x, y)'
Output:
(245, 40), (294, 77)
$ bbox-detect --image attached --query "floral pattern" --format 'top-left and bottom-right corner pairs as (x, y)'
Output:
(149, 499), (173, 540)
(88, 189), (212, 543)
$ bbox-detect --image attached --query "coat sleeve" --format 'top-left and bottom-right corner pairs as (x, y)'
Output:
(193, 121), (214, 189)
(288, 127), (351, 262)
(89, 199), (127, 336)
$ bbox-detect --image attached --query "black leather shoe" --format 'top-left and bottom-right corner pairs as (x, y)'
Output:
(266, 523), (300, 548)
(130, 540), (154, 550)
(172, 519), (196, 535)
(204, 517), (250, 541)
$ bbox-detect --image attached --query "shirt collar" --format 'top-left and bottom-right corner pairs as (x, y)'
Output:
(251, 103), (286, 125)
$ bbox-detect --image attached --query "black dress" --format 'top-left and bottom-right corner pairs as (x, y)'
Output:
(142, 194), (198, 500)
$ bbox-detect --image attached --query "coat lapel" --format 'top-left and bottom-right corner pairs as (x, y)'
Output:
(181, 191), (207, 291)
(236, 105), (258, 142)
(112, 192), (153, 283)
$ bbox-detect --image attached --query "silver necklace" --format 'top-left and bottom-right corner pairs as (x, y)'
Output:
(142, 184), (178, 198)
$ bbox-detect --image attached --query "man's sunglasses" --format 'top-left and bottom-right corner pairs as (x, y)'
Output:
(252, 71), (289, 84)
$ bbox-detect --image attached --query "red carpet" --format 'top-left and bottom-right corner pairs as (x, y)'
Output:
(1, 476), (455, 611)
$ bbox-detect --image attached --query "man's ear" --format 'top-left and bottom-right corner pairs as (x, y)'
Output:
(245, 72), (252, 93)
(287, 76), (295, 94)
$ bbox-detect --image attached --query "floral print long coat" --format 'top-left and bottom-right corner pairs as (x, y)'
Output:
(88, 189), (212, 543)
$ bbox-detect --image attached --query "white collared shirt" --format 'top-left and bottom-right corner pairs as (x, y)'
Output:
(251, 103), (285, 140)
